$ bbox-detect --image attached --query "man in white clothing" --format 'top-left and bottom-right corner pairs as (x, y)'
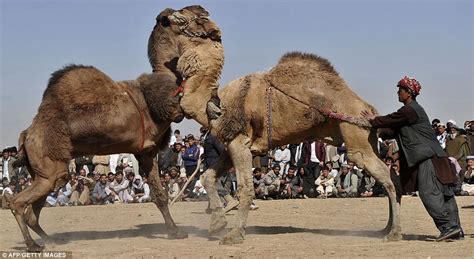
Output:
(110, 171), (132, 203)
(274, 145), (291, 175)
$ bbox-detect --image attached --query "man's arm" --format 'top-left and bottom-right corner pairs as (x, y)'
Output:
(369, 105), (418, 129)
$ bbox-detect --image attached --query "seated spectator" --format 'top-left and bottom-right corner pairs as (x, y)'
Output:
(1, 180), (16, 209)
(56, 174), (77, 206)
(260, 165), (283, 199)
(109, 171), (132, 203)
(335, 164), (358, 197)
(298, 166), (316, 198)
(192, 179), (207, 200)
(45, 192), (57, 207)
(165, 172), (180, 201)
(325, 161), (338, 178)
(176, 172), (188, 200)
(131, 175), (151, 203)
(282, 166), (303, 198)
(358, 170), (376, 197)
(70, 168), (94, 205)
(315, 166), (335, 198)
(91, 174), (114, 205)
(108, 172), (116, 183)
(253, 168), (265, 198)
(16, 177), (28, 193)
(460, 156), (474, 195)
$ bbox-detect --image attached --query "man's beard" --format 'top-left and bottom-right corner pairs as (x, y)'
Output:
(449, 133), (457, 139)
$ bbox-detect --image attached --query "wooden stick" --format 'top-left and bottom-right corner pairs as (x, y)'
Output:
(169, 159), (202, 206)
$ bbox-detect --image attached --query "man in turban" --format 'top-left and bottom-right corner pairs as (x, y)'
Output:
(362, 76), (462, 241)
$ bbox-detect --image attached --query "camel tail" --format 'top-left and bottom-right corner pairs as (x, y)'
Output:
(13, 129), (29, 168)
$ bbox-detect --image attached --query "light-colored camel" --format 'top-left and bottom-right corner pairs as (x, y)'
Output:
(211, 53), (400, 244)
(10, 6), (222, 252)
(148, 33), (401, 243)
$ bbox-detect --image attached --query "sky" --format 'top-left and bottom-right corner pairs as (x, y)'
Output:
(1, 0), (473, 148)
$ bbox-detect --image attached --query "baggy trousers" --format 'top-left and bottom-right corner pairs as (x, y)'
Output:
(417, 158), (461, 233)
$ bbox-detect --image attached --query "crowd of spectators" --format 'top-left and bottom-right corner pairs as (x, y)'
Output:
(1, 119), (473, 209)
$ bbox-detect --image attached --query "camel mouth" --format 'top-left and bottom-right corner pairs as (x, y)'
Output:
(207, 29), (221, 42)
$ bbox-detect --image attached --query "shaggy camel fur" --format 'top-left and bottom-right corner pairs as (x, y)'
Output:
(147, 5), (224, 125)
(10, 65), (185, 252)
(11, 6), (222, 252)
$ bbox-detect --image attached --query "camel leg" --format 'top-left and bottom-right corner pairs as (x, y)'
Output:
(25, 195), (52, 241)
(349, 150), (402, 241)
(220, 135), (254, 245)
(201, 152), (232, 234)
(139, 154), (188, 239)
(10, 160), (60, 252)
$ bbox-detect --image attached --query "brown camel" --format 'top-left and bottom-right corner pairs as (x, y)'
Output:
(148, 21), (402, 244)
(10, 5), (222, 252)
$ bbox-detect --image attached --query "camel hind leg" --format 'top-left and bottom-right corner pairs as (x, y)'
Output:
(10, 157), (65, 251)
(220, 135), (254, 245)
(340, 124), (402, 241)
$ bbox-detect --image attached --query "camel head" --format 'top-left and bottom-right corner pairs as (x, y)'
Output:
(155, 5), (221, 42)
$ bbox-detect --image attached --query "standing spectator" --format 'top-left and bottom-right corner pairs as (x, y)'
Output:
(315, 166), (335, 198)
(274, 145), (291, 176)
(1, 148), (15, 181)
(92, 155), (110, 175)
(158, 145), (175, 175)
(92, 174), (114, 205)
(169, 129), (183, 146)
(436, 123), (448, 150)
(75, 155), (94, 175)
(117, 153), (140, 176)
(335, 164), (358, 197)
(109, 154), (120, 174)
(466, 120), (474, 155)
(446, 126), (471, 170)
(362, 76), (462, 241)
(181, 135), (200, 197)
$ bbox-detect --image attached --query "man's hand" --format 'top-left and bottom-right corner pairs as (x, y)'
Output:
(361, 110), (376, 121)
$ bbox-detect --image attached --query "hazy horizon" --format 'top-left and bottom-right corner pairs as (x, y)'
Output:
(1, 0), (473, 148)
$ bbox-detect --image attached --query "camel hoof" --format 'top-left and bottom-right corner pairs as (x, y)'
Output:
(383, 231), (402, 242)
(168, 228), (188, 239)
(209, 210), (227, 234)
(219, 228), (244, 245)
(27, 242), (45, 252)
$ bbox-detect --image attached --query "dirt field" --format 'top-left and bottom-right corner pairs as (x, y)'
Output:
(1, 196), (473, 258)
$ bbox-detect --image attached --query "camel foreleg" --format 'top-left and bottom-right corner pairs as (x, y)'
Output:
(145, 157), (188, 239)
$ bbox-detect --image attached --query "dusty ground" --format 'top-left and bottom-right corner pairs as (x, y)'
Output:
(1, 196), (473, 258)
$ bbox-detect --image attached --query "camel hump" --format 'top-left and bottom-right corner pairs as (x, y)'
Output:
(43, 64), (111, 99)
(278, 51), (339, 76)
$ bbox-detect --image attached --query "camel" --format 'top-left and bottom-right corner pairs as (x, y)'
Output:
(10, 5), (223, 252)
(148, 19), (402, 243)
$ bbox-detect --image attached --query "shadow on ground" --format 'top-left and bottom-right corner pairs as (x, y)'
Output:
(23, 224), (437, 248)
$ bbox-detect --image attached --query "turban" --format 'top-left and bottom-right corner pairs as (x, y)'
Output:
(397, 76), (421, 96)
